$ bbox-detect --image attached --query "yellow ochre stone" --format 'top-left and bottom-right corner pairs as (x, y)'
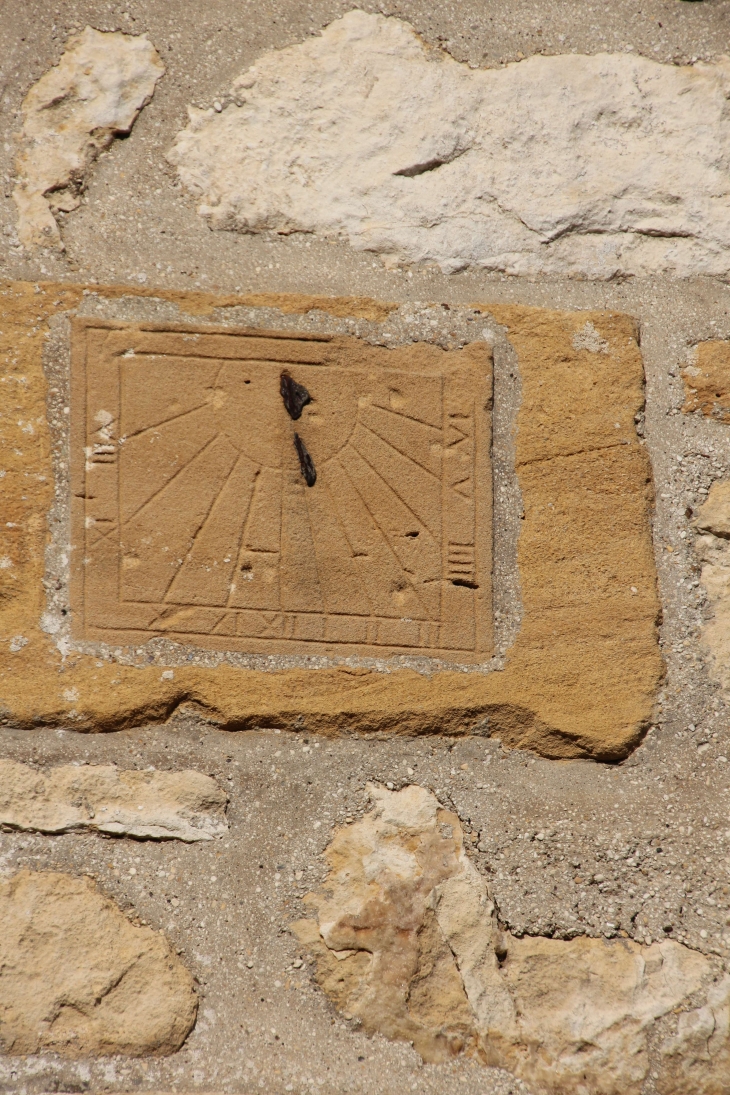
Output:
(683, 340), (730, 421)
(0, 281), (662, 759)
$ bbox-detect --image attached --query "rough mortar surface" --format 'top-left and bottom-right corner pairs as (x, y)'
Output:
(0, 720), (729, 1095)
(169, 11), (730, 280)
(0, 759), (228, 841)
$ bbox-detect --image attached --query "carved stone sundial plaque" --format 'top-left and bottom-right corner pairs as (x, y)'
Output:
(70, 319), (493, 661)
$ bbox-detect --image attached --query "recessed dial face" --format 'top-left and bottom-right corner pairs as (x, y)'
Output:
(70, 320), (493, 661)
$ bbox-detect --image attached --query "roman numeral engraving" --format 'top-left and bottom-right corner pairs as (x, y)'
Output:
(446, 542), (476, 586)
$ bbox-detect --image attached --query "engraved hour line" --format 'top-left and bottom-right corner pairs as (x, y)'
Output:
(227, 467), (263, 608)
(203, 357), (227, 409)
(301, 483), (327, 612)
(118, 431), (221, 528)
(320, 473), (376, 618)
(162, 451), (246, 602)
(369, 401), (443, 430)
(359, 421), (440, 479)
(335, 455), (431, 626)
(349, 437), (439, 544)
(119, 400), (210, 443)
(155, 356), (233, 600)
(303, 469), (377, 620)
(87, 408), (216, 544)
(340, 445), (436, 577)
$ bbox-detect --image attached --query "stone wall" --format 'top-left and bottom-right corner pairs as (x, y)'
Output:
(4, 4), (730, 1094)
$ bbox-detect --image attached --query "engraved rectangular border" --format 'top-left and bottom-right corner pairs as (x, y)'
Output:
(70, 317), (494, 663)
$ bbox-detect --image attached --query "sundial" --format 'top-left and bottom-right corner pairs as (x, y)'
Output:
(70, 319), (493, 661)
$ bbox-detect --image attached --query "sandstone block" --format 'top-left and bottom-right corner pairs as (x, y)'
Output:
(13, 28), (164, 250)
(70, 319), (493, 661)
(0, 283), (661, 759)
(658, 975), (730, 1095)
(692, 481), (730, 696)
(0, 760), (228, 841)
(0, 870), (197, 1056)
(169, 10), (730, 279)
(694, 481), (730, 538)
(683, 342), (730, 422)
(295, 784), (720, 1095)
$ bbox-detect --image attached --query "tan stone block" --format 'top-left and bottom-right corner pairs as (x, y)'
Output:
(0, 869), (197, 1056)
(657, 974), (730, 1095)
(682, 340), (730, 421)
(694, 480), (730, 537)
(69, 318), (493, 662)
(692, 481), (730, 696)
(0, 282), (662, 759)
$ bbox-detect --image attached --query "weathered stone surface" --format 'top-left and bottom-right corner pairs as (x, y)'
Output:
(658, 975), (730, 1095)
(294, 783), (483, 1063)
(295, 785), (718, 1095)
(694, 480), (730, 540)
(70, 319), (493, 660)
(0, 760), (228, 841)
(13, 27), (164, 250)
(0, 282), (661, 758)
(169, 10), (730, 280)
(683, 341), (730, 422)
(0, 870), (197, 1056)
(693, 481), (730, 694)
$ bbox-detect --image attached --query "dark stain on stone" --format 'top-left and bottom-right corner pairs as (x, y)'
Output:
(294, 433), (317, 487)
(280, 371), (312, 420)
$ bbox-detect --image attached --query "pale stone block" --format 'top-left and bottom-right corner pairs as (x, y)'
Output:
(169, 10), (730, 280)
(0, 759), (228, 841)
(13, 28), (164, 250)
(295, 784), (719, 1095)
